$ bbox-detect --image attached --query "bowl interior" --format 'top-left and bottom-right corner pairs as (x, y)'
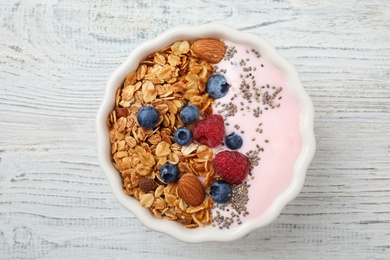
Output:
(96, 23), (315, 243)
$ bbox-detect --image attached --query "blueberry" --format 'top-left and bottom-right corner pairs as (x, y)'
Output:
(225, 132), (243, 150)
(210, 180), (232, 204)
(137, 106), (159, 129)
(206, 74), (229, 99)
(180, 105), (200, 124)
(174, 127), (192, 146)
(159, 163), (179, 183)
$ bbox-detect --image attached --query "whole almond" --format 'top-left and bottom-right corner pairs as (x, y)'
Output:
(177, 173), (206, 206)
(191, 39), (226, 63)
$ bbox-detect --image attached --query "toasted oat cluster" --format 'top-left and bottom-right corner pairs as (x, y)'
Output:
(106, 40), (223, 228)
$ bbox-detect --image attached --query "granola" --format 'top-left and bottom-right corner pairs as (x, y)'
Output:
(107, 40), (219, 228)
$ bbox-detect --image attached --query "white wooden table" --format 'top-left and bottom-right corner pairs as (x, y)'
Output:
(1, 1), (389, 259)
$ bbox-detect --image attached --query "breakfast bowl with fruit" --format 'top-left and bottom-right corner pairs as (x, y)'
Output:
(96, 23), (316, 242)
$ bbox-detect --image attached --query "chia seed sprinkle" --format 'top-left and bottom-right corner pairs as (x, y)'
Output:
(246, 149), (262, 166)
(224, 46), (237, 61)
(212, 181), (251, 229)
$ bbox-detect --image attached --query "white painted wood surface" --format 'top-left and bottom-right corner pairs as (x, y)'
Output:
(1, 0), (389, 259)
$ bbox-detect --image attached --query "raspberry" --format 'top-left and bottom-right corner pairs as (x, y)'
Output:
(213, 151), (251, 185)
(193, 114), (225, 148)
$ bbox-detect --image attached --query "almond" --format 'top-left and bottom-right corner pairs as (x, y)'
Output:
(191, 39), (226, 64)
(114, 107), (128, 118)
(177, 173), (206, 206)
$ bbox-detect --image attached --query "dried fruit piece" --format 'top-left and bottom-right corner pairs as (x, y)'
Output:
(177, 173), (206, 206)
(139, 177), (157, 193)
(114, 107), (128, 118)
(191, 39), (226, 63)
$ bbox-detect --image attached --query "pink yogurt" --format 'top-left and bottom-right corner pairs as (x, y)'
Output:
(210, 40), (302, 227)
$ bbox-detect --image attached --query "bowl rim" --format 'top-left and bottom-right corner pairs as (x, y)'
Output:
(96, 23), (316, 243)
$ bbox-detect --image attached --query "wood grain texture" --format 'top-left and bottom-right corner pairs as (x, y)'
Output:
(1, 0), (389, 259)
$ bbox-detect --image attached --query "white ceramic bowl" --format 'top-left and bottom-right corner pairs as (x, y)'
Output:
(96, 23), (315, 243)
